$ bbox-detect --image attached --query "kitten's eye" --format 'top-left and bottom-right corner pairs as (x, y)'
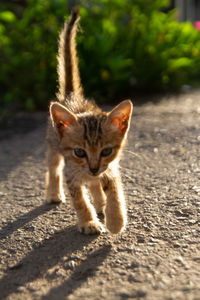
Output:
(74, 148), (86, 158)
(101, 147), (112, 157)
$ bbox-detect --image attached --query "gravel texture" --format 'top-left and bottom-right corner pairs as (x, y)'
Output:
(0, 91), (200, 300)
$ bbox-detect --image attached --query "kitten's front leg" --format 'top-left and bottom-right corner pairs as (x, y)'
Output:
(101, 173), (127, 234)
(46, 148), (65, 203)
(67, 180), (105, 234)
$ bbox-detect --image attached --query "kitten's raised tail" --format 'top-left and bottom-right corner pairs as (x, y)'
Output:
(57, 7), (83, 102)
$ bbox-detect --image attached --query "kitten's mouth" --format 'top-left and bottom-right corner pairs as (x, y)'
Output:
(88, 171), (100, 177)
(87, 166), (107, 177)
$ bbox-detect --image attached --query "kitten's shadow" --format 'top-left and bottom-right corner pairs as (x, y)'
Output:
(0, 204), (54, 240)
(0, 222), (109, 299)
(42, 244), (111, 299)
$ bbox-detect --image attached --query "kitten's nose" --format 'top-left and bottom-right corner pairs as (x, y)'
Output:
(90, 167), (99, 175)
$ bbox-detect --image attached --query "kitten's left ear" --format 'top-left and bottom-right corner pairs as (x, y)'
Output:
(108, 100), (133, 135)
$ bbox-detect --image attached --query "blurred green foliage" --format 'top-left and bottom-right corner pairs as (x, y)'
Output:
(1, 0), (200, 110)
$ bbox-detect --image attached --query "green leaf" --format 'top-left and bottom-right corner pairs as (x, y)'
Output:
(169, 57), (193, 69)
(0, 11), (16, 23)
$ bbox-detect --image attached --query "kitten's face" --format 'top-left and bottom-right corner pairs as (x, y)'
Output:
(50, 100), (132, 177)
(60, 120), (123, 177)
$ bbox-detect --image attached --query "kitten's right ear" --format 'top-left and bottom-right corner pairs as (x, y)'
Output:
(50, 102), (77, 136)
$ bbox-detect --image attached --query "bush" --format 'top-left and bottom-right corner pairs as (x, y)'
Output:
(79, 0), (200, 99)
(0, 0), (67, 110)
(1, 0), (200, 110)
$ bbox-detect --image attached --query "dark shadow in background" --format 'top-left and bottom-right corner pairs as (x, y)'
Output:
(0, 112), (46, 181)
(0, 113), (46, 141)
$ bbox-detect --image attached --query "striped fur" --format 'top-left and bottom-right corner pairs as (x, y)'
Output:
(57, 7), (83, 101)
(46, 8), (133, 235)
(79, 115), (107, 145)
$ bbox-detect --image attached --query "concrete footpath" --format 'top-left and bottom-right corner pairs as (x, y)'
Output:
(0, 91), (200, 300)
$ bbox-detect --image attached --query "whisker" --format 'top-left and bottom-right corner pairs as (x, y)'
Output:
(121, 173), (135, 184)
(123, 149), (142, 160)
(119, 166), (135, 174)
(123, 149), (150, 168)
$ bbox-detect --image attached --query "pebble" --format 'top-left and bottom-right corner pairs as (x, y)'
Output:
(135, 290), (147, 297)
(119, 292), (132, 298)
(165, 201), (178, 206)
(136, 234), (145, 243)
(47, 266), (58, 276)
(66, 260), (76, 270)
(119, 289), (147, 299)
(27, 284), (37, 292)
(192, 257), (200, 261)
(149, 237), (159, 243)
(128, 274), (142, 283)
(177, 217), (187, 221)
(17, 286), (26, 292)
(131, 260), (140, 268)
(56, 268), (66, 277)
(8, 262), (23, 270)
(192, 185), (200, 192)
(173, 243), (181, 248)
(188, 219), (197, 225)
(174, 256), (184, 264)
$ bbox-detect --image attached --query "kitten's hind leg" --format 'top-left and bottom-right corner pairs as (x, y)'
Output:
(89, 180), (106, 215)
(46, 148), (65, 203)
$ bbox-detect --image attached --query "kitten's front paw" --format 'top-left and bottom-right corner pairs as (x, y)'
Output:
(106, 214), (126, 234)
(79, 220), (105, 235)
(105, 203), (127, 234)
(106, 220), (126, 234)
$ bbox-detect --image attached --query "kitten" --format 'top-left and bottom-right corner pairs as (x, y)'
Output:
(46, 8), (133, 235)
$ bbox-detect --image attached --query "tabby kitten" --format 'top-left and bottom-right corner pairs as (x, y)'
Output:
(46, 8), (133, 234)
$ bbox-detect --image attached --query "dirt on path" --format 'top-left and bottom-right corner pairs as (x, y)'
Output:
(0, 91), (200, 300)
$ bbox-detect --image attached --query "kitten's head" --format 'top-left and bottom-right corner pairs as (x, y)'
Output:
(50, 100), (132, 177)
